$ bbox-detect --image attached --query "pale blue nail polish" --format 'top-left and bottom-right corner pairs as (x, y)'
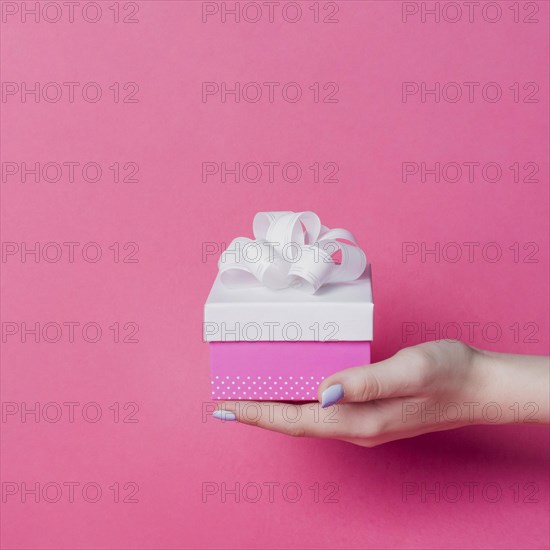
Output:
(212, 410), (237, 421)
(321, 384), (344, 408)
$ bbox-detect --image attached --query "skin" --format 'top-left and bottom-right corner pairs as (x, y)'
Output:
(214, 340), (550, 447)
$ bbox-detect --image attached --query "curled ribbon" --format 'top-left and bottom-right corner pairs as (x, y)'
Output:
(218, 211), (367, 294)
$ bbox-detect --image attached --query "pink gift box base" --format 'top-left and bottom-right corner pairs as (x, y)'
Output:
(209, 341), (371, 401)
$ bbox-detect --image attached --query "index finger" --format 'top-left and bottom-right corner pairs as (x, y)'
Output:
(212, 400), (365, 439)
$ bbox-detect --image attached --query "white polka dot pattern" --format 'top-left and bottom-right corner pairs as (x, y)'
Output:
(211, 374), (325, 400)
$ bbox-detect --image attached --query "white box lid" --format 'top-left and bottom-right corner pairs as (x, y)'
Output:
(204, 265), (374, 342)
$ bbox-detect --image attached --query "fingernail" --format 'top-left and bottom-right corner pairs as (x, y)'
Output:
(212, 410), (237, 421)
(321, 384), (344, 408)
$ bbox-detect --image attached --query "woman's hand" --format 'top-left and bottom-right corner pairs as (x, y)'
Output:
(213, 340), (549, 447)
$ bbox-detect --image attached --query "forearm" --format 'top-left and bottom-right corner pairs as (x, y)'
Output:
(474, 348), (550, 425)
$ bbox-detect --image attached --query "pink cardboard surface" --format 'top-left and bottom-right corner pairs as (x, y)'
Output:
(209, 341), (371, 400)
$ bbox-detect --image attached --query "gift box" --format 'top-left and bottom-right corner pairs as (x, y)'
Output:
(203, 211), (374, 401)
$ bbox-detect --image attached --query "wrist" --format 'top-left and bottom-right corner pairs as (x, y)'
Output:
(472, 348), (549, 425)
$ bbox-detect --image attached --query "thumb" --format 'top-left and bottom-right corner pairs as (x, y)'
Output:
(317, 349), (426, 407)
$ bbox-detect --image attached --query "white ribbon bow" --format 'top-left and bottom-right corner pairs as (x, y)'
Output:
(218, 211), (367, 294)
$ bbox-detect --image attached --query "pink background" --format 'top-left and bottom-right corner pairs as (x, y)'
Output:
(1, 1), (548, 549)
